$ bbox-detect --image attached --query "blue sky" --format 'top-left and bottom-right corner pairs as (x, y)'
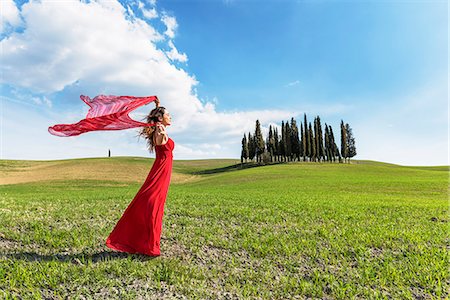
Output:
(160, 0), (446, 108)
(1, 0), (448, 165)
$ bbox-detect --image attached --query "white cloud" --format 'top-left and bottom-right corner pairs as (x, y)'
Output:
(1, 0), (165, 93)
(43, 96), (52, 108)
(285, 80), (300, 87)
(142, 7), (158, 19)
(173, 143), (220, 159)
(31, 96), (52, 108)
(166, 40), (187, 62)
(161, 13), (177, 38)
(1, 0), (22, 34)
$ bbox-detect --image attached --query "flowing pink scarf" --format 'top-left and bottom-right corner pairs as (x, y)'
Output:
(48, 95), (158, 137)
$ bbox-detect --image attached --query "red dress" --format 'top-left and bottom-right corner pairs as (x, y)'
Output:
(106, 137), (174, 256)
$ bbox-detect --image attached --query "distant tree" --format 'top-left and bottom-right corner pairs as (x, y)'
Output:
(290, 117), (300, 161)
(284, 121), (292, 161)
(345, 123), (357, 162)
(300, 123), (305, 161)
(324, 124), (331, 162)
(274, 127), (280, 162)
(266, 126), (271, 161)
(314, 116), (325, 162)
(329, 125), (340, 162)
(267, 125), (276, 162)
(280, 121), (286, 162)
(303, 114), (309, 161)
(108, 149), (111, 157)
(241, 134), (249, 163)
(248, 132), (255, 161)
(254, 120), (265, 163)
(340, 120), (348, 163)
(309, 122), (315, 162)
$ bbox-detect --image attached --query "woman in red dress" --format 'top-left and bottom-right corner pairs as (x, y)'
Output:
(106, 98), (174, 256)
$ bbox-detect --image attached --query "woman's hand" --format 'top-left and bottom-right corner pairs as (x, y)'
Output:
(155, 97), (160, 108)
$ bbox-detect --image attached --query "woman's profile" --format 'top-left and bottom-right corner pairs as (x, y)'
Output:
(105, 98), (174, 256)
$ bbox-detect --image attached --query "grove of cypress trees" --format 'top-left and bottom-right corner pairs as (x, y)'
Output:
(243, 117), (354, 165)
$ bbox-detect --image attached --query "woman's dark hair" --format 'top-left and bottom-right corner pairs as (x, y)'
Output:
(136, 106), (167, 153)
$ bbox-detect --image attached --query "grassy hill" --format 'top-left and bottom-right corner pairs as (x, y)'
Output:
(0, 157), (242, 185)
(1, 157), (446, 185)
(0, 158), (448, 299)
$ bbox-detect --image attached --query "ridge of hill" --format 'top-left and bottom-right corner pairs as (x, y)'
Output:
(0, 157), (447, 186)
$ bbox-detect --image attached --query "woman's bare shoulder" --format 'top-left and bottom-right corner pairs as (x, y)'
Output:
(154, 134), (169, 146)
(159, 135), (169, 146)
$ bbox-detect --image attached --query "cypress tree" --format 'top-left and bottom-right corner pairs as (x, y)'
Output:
(268, 125), (276, 162)
(280, 121), (286, 162)
(303, 114), (309, 161)
(241, 134), (249, 163)
(329, 125), (340, 162)
(290, 117), (300, 161)
(274, 127), (279, 162)
(309, 122), (315, 162)
(314, 117), (318, 161)
(324, 124), (331, 162)
(314, 116), (324, 162)
(317, 116), (325, 162)
(248, 132), (255, 162)
(285, 121), (292, 161)
(255, 120), (265, 163)
(340, 120), (348, 163)
(300, 123), (305, 161)
(267, 125), (272, 162)
(312, 120), (318, 162)
(345, 123), (357, 162)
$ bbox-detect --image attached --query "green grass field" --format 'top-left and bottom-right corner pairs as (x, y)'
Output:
(0, 158), (448, 299)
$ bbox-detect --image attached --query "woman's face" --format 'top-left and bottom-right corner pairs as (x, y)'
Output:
(160, 110), (171, 126)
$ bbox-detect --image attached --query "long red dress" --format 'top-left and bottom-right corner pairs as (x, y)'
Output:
(106, 137), (174, 256)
